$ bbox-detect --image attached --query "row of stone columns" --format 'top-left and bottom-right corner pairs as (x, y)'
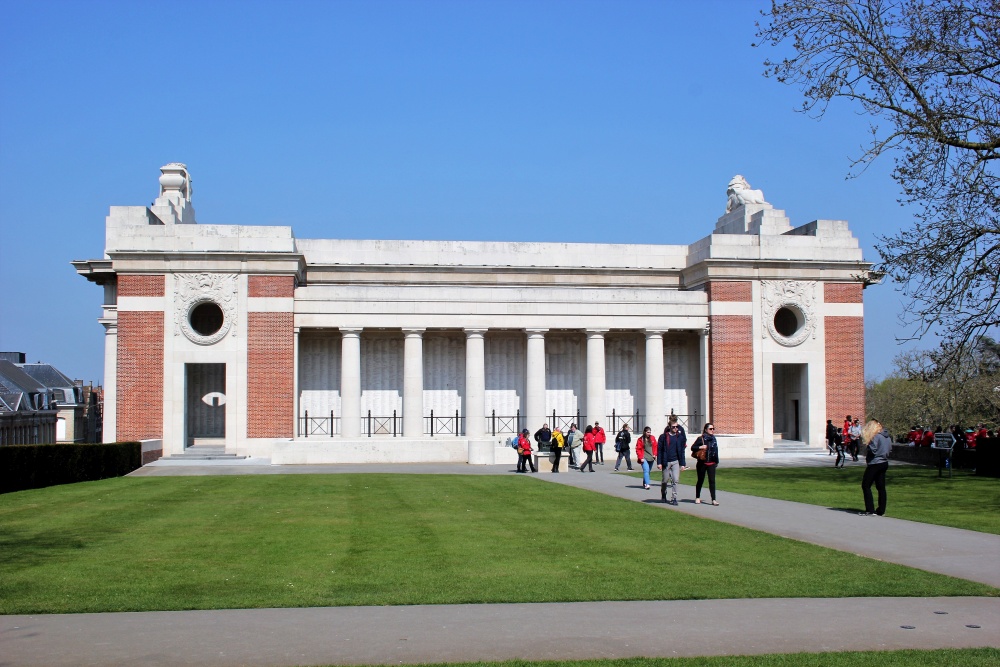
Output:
(334, 327), (697, 439)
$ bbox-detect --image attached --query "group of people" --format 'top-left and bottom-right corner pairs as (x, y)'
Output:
(518, 414), (901, 518)
(907, 423), (992, 448)
(826, 415), (861, 467)
(516, 418), (722, 505)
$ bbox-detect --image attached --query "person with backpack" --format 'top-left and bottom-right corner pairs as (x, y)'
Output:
(515, 428), (536, 473)
(613, 424), (634, 471)
(550, 427), (565, 473)
(657, 422), (687, 504)
(534, 423), (551, 453)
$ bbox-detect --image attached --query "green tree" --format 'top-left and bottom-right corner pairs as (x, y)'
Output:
(757, 0), (1000, 362)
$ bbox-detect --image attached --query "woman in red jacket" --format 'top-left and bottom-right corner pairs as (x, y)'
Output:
(516, 428), (536, 473)
(635, 426), (657, 490)
(578, 425), (596, 472)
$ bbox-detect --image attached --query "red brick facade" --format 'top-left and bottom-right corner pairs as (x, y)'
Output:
(708, 315), (754, 434)
(707, 281), (752, 302)
(118, 274), (165, 297)
(248, 275), (295, 298)
(117, 311), (164, 441)
(824, 282), (863, 304)
(247, 312), (294, 438)
(825, 316), (865, 423)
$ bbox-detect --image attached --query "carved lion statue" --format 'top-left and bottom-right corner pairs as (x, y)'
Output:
(726, 175), (767, 213)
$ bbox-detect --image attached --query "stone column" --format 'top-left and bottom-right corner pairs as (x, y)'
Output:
(644, 330), (666, 431)
(586, 329), (608, 427)
(100, 313), (117, 443)
(464, 329), (487, 438)
(525, 329), (547, 433)
(699, 324), (711, 428)
(403, 328), (425, 437)
(292, 326), (301, 437)
(340, 328), (362, 437)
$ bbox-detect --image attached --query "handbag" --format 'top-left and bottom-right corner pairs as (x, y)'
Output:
(691, 436), (707, 462)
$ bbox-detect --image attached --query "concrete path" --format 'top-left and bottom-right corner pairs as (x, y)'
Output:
(3, 597), (997, 667)
(4, 456), (998, 667)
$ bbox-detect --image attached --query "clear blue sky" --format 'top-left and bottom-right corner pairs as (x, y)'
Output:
(0, 0), (927, 385)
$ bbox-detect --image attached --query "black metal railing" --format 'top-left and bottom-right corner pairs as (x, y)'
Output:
(548, 410), (582, 434)
(298, 410), (339, 437)
(366, 410), (400, 437)
(487, 410), (520, 436)
(426, 410), (463, 436)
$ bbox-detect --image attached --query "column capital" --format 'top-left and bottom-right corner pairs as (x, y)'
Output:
(464, 328), (488, 337)
(643, 329), (667, 338)
(402, 327), (426, 337)
(586, 329), (610, 337)
(340, 327), (363, 337)
(525, 328), (548, 337)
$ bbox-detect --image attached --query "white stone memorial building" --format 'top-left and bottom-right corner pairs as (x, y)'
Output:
(74, 165), (868, 464)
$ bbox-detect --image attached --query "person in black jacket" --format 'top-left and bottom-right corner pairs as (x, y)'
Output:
(691, 423), (720, 505)
(657, 422), (687, 504)
(534, 424), (552, 453)
(613, 424), (633, 471)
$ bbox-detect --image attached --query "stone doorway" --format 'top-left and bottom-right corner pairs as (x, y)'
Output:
(185, 363), (226, 447)
(772, 363), (807, 443)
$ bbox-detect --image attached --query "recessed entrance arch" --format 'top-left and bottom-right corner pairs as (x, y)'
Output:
(772, 363), (807, 443)
(185, 363), (226, 447)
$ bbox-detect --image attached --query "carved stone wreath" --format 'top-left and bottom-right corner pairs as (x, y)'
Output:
(761, 280), (816, 347)
(174, 273), (238, 345)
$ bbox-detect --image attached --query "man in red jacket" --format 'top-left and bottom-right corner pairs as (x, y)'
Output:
(593, 421), (607, 465)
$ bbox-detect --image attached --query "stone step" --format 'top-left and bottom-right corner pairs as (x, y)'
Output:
(162, 447), (246, 461)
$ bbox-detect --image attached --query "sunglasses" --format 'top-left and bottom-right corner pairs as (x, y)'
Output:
(707, 427), (715, 431)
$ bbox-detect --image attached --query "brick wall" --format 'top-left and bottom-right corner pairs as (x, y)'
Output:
(247, 312), (294, 438)
(824, 282), (863, 303)
(825, 316), (865, 423)
(709, 315), (754, 434)
(707, 281), (752, 302)
(117, 311), (164, 441)
(118, 275), (165, 297)
(248, 275), (295, 298)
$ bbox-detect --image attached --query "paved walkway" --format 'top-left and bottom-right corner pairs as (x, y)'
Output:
(4, 457), (999, 666)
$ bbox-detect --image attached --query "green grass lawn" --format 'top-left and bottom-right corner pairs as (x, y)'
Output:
(338, 650), (1000, 667)
(349, 650), (1000, 667)
(0, 474), (995, 614)
(703, 466), (1000, 535)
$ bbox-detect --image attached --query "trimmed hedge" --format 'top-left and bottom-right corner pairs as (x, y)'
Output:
(0, 442), (141, 494)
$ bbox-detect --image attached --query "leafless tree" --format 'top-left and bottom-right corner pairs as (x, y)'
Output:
(757, 0), (1000, 364)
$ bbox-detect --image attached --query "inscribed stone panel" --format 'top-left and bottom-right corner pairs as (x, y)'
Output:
(423, 334), (465, 418)
(605, 335), (638, 418)
(663, 334), (700, 423)
(544, 334), (584, 419)
(298, 332), (342, 418)
(361, 335), (403, 417)
(485, 334), (524, 418)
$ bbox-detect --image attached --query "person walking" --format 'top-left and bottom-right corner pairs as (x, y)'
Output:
(578, 425), (597, 472)
(691, 423), (719, 505)
(834, 426), (846, 469)
(550, 427), (565, 473)
(849, 418), (862, 461)
(593, 421), (607, 465)
(859, 419), (892, 516)
(635, 426), (657, 490)
(516, 428), (536, 473)
(826, 419), (837, 456)
(613, 424), (634, 471)
(566, 423), (580, 468)
(657, 422), (687, 504)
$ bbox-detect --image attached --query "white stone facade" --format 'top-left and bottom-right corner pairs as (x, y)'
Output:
(75, 164), (869, 464)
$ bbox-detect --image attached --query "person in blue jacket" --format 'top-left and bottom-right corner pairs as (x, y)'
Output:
(657, 422), (687, 505)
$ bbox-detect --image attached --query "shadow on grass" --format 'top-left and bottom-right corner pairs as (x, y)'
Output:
(0, 525), (89, 569)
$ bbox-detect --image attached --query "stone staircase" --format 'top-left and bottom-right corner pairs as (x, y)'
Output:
(162, 444), (246, 461)
(764, 437), (825, 455)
